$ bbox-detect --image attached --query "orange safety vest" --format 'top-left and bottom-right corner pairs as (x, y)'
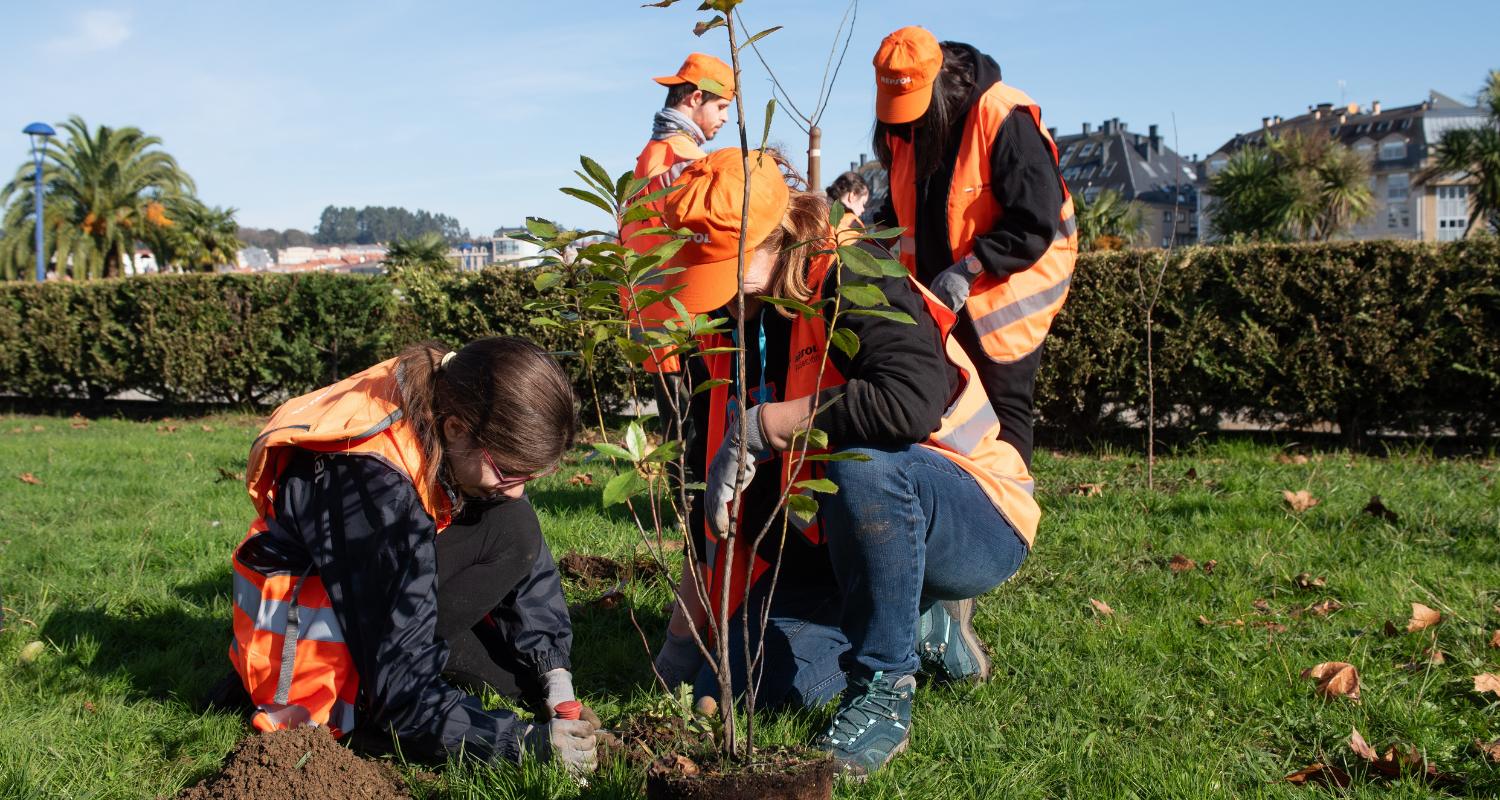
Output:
(696, 247), (1040, 621)
(230, 358), (452, 738)
(887, 81), (1078, 363)
(620, 132), (707, 374)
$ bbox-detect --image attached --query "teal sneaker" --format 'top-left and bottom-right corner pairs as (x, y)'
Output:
(815, 671), (915, 780)
(916, 599), (992, 683)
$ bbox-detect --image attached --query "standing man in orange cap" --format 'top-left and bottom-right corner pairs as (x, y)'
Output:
(617, 52), (735, 428)
(868, 24), (1073, 692)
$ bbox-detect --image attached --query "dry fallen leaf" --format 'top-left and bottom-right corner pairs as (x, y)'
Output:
(1282, 489), (1320, 513)
(70, 419), (89, 429)
(1490, 630), (1500, 649)
(1251, 620), (1289, 634)
(1476, 739), (1500, 762)
(1293, 572), (1327, 591)
(1275, 453), (1311, 466)
(1307, 598), (1343, 617)
(1169, 553), (1196, 573)
(1362, 495), (1398, 523)
(200, 424), (215, 432)
(17, 473), (41, 485)
(1406, 603), (1442, 633)
(158, 424), (179, 433)
(1349, 726), (1378, 762)
(568, 472), (594, 486)
(1089, 598), (1114, 617)
(1202, 559), (1218, 575)
(82, 701), (97, 713)
(1284, 762), (1349, 787)
(1253, 598), (1272, 615)
(1072, 482), (1103, 497)
(215, 467), (244, 483)
(31, 425), (44, 432)
(1302, 661), (1361, 702)
(1474, 673), (1500, 695)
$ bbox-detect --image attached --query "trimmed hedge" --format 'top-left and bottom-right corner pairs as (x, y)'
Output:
(1, 240), (1496, 439)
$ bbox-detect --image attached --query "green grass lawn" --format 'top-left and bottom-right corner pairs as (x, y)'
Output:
(1, 412), (1498, 799)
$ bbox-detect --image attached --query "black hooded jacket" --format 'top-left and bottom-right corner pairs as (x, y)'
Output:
(875, 43), (1066, 287)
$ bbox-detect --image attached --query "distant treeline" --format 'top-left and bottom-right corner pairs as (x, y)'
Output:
(314, 205), (468, 246)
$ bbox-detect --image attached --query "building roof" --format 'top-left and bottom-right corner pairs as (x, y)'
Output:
(1052, 118), (1199, 205)
(1207, 91), (1488, 171)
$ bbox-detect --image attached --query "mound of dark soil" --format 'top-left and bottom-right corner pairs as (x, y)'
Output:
(645, 749), (835, 800)
(175, 727), (409, 800)
(559, 552), (663, 589)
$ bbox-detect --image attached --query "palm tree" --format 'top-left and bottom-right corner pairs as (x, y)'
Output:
(384, 232), (455, 273)
(1074, 188), (1144, 251)
(1207, 132), (1373, 242)
(0, 116), (193, 279)
(149, 198), (242, 272)
(1420, 69), (1500, 237)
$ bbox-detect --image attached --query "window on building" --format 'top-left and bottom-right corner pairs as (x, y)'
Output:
(1387, 173), (1409, 201)
(1386, 202), (1410, 230)
(1084, 187), (1101, 203)
(1379, 139), (1407, 160)
(1356, 123), (1370, 133)
(1063, 166), (1080, 181)
(1082, 166), (1097, 179)
(1399, 118), (1412, 130)
(497, 239), (520, 255)
(1354, 140), (1374, 156)
(1079, 142), (1096, 158)
(1163, 209), (1174, 223)
(1375, 120), (1390, 132)
(1061, 142), (1078, 163)
(1437, 185), (1470, 241)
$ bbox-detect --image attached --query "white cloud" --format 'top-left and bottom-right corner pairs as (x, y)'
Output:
(44, 10), (132, 56)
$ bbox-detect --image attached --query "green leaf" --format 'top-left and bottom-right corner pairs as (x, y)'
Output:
(593, 442), (634, 461)
(624, 421), (649, 461)
(560, 186), (615, 217)
(645, 439), (683, 463)
(528, 315), (563, 329)
(603, 471), (645, 507)
(533, 270), (563, 292)
(760, 98), (776, 152)
(837, 245), (883, 278)
(804, 451), (872, 462)
(760, 295), (818, 317)
(792, 478), (839, 494)
(693, 15), (726, 36)
(838, 282), (888, 307)
(786, 493), (819, 522)
(739, 25), (782, 51)
(525, 217), (558, 240)
(580, 156), (613, 195)
(847, 308), (916, 324)
(858, 226), (906, 240)
(694, 378), (733, 394)
(829, 327), (859, 359)
(697, 76), (727, 95)
(829, 199), (846, 227)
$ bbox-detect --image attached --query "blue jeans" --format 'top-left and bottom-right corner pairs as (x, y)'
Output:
(693, 443), (1028, 705)
(823, 444), (1028, 681)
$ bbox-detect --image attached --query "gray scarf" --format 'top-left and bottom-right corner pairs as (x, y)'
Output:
(651, 107), (706, 144)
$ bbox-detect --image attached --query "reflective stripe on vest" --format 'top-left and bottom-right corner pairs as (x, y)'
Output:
(887, 81), (1077, 364)
(231, 359), (452, 738)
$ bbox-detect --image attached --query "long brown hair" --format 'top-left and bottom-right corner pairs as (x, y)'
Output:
(872, 42), (976, 179)
(396, 336), (577, 505)
(756, 189), (835, 319)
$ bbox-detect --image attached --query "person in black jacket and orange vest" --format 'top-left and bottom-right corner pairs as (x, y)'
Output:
(648, 148), (1037, 778)
(226, 337), (598, 773)
(870, 26), (1076, 470)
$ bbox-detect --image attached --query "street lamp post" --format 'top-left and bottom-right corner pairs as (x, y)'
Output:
(23, 122), (56, 282)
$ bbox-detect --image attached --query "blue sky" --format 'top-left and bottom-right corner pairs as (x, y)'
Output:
(2, 1), (1495, 235)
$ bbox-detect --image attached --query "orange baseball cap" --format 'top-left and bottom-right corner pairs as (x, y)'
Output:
(653, 53), (736, 100)
(873, 26), (943, 124)
(659, 149), (789, 313)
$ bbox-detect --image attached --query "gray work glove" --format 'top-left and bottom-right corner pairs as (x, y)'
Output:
(540, 668), (576, 718)
(704, 403), (767, 536)
(931, 256), (981, 311)
(523, 718), (598, 775)
(654, 629), (705, 689)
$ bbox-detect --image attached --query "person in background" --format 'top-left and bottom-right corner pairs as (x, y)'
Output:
(652, 149), (1039, 778)
(619, 53), (736, 445)
(226, 337), (598, 774)
(825, 170), (871, 220)
(870, 26), (1075, 471)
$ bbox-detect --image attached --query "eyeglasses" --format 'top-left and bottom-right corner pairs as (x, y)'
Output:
(476, 444), (557, 490)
